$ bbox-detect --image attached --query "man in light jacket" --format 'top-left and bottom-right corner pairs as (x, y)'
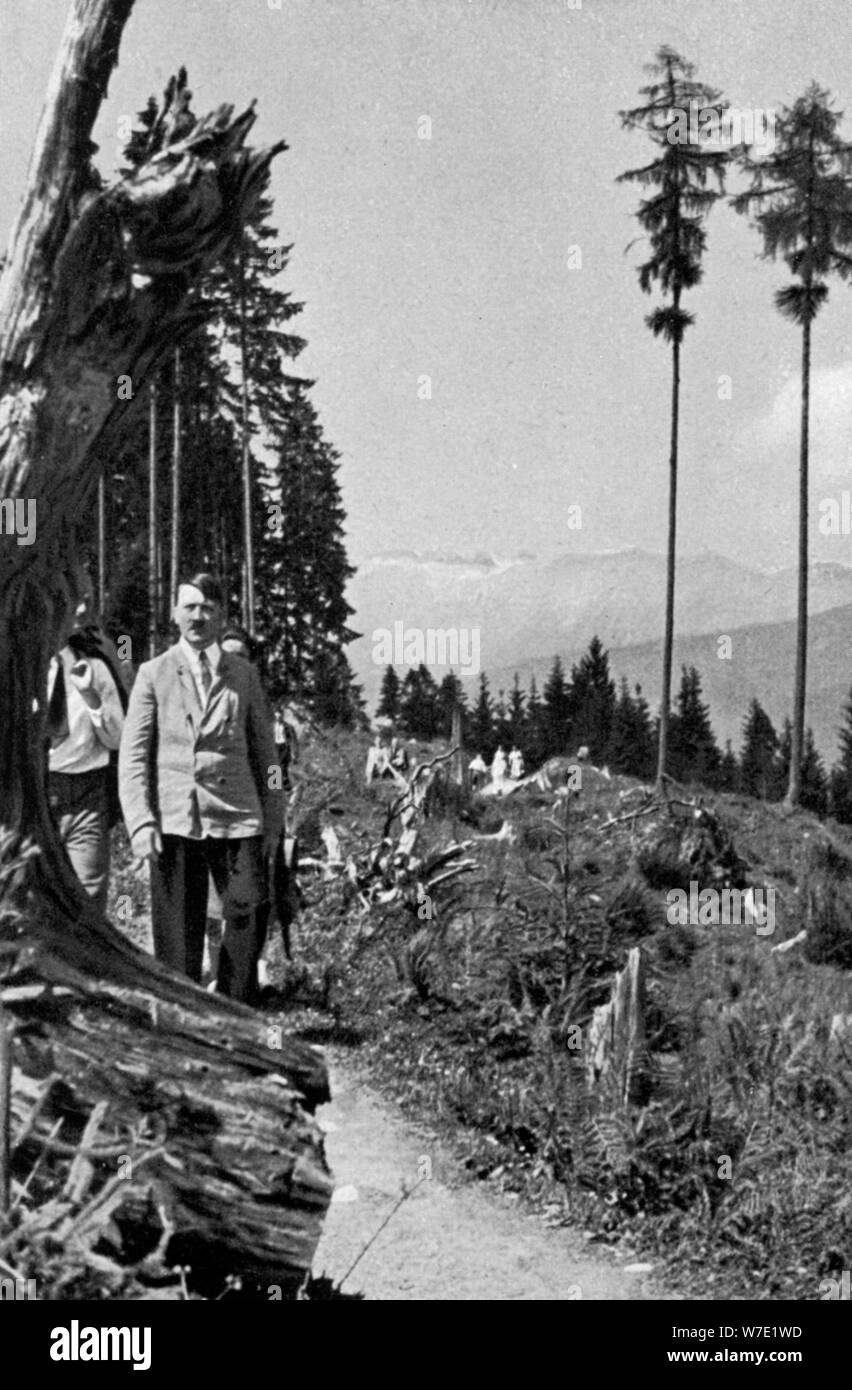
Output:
(119, 572), (283, 1002)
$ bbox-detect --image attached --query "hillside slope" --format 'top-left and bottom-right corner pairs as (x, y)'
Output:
(483, 601), (852, 761)
(269, 728), (852, 1301)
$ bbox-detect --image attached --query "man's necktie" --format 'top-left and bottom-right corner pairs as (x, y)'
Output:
(198, 649), (212, 706)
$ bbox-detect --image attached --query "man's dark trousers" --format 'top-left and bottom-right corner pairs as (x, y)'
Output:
(151, 834), (268, 1002)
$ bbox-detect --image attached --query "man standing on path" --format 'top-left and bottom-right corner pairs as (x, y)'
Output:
(119, 572), (283, 1002)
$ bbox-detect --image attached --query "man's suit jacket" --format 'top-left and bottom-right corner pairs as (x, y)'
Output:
(118, 644), (283, 843)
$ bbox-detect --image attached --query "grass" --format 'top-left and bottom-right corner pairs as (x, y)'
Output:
(265, 728), (852, 1301)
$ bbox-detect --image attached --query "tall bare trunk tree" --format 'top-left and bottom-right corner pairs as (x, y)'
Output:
(618, 47), (732, 788)
(97, 469), (107, 611)
(170, 348), (181, 607)
(147, 380), (158, 656)
(734, 86), (852, 808)
(238, 239), (256, 634)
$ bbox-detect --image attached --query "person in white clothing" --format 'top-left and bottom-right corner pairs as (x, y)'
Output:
(46, 595), (125, 912)
(491, 746), (507, 792)
(468, 753), (487, 790)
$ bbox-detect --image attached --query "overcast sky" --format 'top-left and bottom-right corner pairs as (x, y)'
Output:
(4, 0), (852, 570)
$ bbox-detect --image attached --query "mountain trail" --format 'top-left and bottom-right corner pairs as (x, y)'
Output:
(313, 1049), (681, 1302)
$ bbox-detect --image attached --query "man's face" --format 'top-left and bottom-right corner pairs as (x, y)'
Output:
(173, 584), (220, 649)
(222, 637), (249, 659)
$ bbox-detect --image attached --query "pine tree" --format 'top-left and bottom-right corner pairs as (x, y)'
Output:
(507, 674), (526, 751)
(777, 716), (826, 811)
(619, 48), (733, 785)
(609, 678), (635, 774)
(800, 728), (828, 816)
(470, 673), (497, 762)
(376, 665), (402, 723)
(741, 700), (781, 800)
(610, 678), (655, 779)
(734, 86), (852, 805)
(436, 672), (467, 740)
(633, 683), (657, 778)
(668, 666), (720, 786)
(261, 382), (358, 712)
(543, 656), (571, 756)
(311, 649), (365, 729)
(523, 675), (548, 769)
(829, 685), (852, 823)
(566, 636), (616, 762)
(210, 196), (304, 632)
(398, 664), (440, 740)
(718, 739), (739, 793)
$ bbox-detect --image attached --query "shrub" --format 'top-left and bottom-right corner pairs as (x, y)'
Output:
(804, 839), (852, 968)
(605, 878), (656, 948)
(635, 833), (693, 891)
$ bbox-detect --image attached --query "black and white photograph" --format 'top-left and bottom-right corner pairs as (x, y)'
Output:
(0, 0), (850, 1352)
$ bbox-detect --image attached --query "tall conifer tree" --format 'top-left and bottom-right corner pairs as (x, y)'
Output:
(619, 48), (733, 785)
(734, 86), (852, 805)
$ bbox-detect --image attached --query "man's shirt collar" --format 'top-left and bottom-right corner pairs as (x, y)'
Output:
(179, 636), (222, 671)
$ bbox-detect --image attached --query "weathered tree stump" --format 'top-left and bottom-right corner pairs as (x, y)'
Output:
(586, 946), (647, 1105)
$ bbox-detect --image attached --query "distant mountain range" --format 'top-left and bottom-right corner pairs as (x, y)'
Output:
(485, 606), (852, 763)
(346, 547), (852, 759)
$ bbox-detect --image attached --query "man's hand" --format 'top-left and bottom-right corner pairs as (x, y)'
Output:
(69, 659), (102, 709)
(131, 826), (163, 862)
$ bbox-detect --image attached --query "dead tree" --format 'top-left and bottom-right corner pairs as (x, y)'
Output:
(0, 0), (331, 1295)
(586, 947), (647, 1105)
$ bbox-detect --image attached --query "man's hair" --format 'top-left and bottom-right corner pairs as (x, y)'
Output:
(178, 572), (222, 605)
(221, 622), (258, 662)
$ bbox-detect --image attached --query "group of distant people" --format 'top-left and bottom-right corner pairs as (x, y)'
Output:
(468, 745), (525, 792)
(44, 569), (293, 1004)
(365, 732), (410, 784)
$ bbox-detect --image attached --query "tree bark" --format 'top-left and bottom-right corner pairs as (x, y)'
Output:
(586, 947), (647, 1105)
(786, 310), (811, 808)
(148, 381), (159, 658)
(170, 349), (181, 611)
(0, 0), (331, 1293)
(451, 704), (463, 784)
(97, 471), (107, 612)
(656, 329), (680, 787)
(238, 239), (256, 635)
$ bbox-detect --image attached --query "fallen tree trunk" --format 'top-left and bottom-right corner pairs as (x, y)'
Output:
(3, 965), (331, 1297)
(0, 0), (332, 1294)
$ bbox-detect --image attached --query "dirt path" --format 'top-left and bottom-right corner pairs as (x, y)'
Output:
(313, 1049), (678, 1301)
